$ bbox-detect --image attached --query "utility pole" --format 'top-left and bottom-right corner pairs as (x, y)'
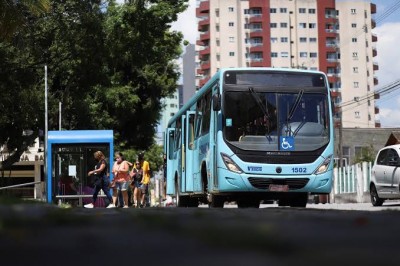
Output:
(44, 65), (48, 202)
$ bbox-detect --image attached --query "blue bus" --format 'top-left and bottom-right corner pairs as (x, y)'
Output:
(165, 68), (334, 208)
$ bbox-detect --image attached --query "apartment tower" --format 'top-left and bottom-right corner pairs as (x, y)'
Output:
(196, 0), (379, 128)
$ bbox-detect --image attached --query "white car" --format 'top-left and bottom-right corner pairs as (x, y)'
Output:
(370, 144), (400, 206)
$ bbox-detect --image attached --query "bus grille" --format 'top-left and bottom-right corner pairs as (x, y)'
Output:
(248, 177), (309, 190)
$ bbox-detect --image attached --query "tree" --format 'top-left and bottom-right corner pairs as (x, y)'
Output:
(353, 144), (375, 164)
(0, 0), (51, 40)
(0, 0), (187, 173)
(91, 0), (186, 150)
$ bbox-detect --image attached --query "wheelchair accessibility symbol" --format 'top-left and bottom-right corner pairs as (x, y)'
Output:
(280, 136), (295, 151)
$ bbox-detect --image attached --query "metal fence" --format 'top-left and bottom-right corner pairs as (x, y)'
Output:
(333, 162), (372, 200)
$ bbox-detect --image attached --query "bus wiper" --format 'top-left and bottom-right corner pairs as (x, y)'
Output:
(285, 90), (304, 136)
(248, 87), (270, 119)
(287, 90), (304, 122)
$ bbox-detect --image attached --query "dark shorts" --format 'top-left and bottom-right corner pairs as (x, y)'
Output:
(132, 180), (141, 188)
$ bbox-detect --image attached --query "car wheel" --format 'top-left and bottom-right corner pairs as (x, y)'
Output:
(370, 184), (384, 207)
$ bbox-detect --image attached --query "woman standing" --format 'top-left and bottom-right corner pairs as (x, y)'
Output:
(111, 152), (130, 208)
(130, 160), (143, 208)
(84, 151), (113, 208)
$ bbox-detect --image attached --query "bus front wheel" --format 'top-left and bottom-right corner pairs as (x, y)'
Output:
(208, 194), (224, 208)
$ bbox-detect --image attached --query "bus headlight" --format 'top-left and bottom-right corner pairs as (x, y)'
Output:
(314, 155), (332, 175)
(221, 153), (243, 174)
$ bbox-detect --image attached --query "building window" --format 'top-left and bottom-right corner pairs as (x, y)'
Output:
(271, 52), (278, 58)
(281, 52), (289, 58)
(216, 24), (220, 32)
(270, 23), (277, 28)
(215, 8), (219, 17)
(244, 9), (250, 15)
(299, 23), (307, 28)
(353, 52), (358, 59)
(229, 37), (234, 43)
(353, 67), (358, 73)
(281, 37), (288, 43)
(300, 52), (307, 58)
(300, 37), (307, 42)
(351, 9), (356, 14)
(309, 9), (316, 14)
(216, 39), (220, 46)
(228, 7), (234, 12)
(354, 82), (359, 88)
(354, 97), (360, 102)
(280, 22), (288, 28)
(170, 112), (175, 117)
(299, 8), (306, 14)
(216, 54), (220, 61)
(280, 8), (287, 13)
(352, 37), (357, 43)
(270, 8), (277, 13)
(229, 22), (234, 27)
(351, 23), (357, 28)
(310, 52), (317, 58)
(354, 111), (360, 118)
(309, 23), (316, 29)
(271, 37), (278, 43)
(229, 52), (235, 56)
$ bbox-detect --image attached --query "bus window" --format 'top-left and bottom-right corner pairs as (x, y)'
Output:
(188, 114), (195, 150)
(201, 91), (211, 135)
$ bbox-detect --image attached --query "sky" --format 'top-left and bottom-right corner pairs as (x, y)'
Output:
(171, 0), (400, 128)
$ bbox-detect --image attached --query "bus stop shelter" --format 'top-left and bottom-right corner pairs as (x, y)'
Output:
(46, 130), (114, 206)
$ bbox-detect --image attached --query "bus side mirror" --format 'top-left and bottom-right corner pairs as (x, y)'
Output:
(212, 93), (221, 111)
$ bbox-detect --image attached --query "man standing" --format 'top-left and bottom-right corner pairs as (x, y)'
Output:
(138, 152), (150, 208)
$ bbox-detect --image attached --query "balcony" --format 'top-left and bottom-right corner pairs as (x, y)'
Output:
(374, 77), (378, 85)
(372, 47), (377, 57)
(371, 3), (377, 14)
(373, 62), (379, 71)
(197, 1), (209, 14)
(250, 29), (263, 38)
(375, 107), (380, 114)
(196, 40), (204, 46)
(330, 89), (341, 98)
(372, 33), (378, 42)
(249, 45), (264, 53)
(200, 60), (210, 70)
(200, 32), (210, 41)
(199, 47), (210, 57)
(198, 17), (210, 31)
(249, 14), (263, 24)
(374, 92), (380, 100)
(197, 69), (203, 76)
(371, 18), (376, 29)
(375, 121), (381, 128)
(249, 0), (265, 8)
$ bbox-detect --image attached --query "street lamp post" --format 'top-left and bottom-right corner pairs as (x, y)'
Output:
(44, 65), (48, 202)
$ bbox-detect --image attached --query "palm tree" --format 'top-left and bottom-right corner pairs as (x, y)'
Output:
(0, 0), (50, 40)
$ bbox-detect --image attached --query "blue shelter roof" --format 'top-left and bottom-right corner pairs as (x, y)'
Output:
(48, 130), (113, 144)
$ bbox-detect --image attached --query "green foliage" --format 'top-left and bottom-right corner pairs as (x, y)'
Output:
(0, 0), (188, 170)
(353, 144), (375, 164)
(121, 144), (163, 175)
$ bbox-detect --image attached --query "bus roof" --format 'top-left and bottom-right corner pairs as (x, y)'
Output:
(167, 67), (327, 127)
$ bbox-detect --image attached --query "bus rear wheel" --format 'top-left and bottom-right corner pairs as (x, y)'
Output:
(237, 199), (260, 208)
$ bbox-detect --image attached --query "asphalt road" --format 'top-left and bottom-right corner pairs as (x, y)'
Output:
(0, 202), (399, 266)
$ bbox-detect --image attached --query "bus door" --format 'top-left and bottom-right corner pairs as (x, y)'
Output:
(166, 128), (175, 195)
(185, 111), (196, 192)
(180, 115), (187, 193)
(210, 84), (219, 189)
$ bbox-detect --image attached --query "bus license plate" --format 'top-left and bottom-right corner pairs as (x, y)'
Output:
(269, 184), (289, 192)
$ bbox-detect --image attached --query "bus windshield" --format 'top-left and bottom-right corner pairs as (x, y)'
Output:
(223, 89), (330, 152)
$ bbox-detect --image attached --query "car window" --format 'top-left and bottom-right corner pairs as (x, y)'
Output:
(377, 149), (387, 165)
(387, 149), (400, 166)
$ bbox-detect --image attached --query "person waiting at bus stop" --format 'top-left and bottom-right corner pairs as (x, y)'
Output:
(111, 152), (130, 208)
(84, 151), (113, 208)
(130, 160), (143, 208)
(138, 152), (150, 208)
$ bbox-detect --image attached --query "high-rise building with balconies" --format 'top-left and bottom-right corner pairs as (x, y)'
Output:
(196, 0), (379, 128)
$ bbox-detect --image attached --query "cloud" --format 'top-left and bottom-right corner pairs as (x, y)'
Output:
(170, 0), (197, 44)
(374, 22), (400, 127)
